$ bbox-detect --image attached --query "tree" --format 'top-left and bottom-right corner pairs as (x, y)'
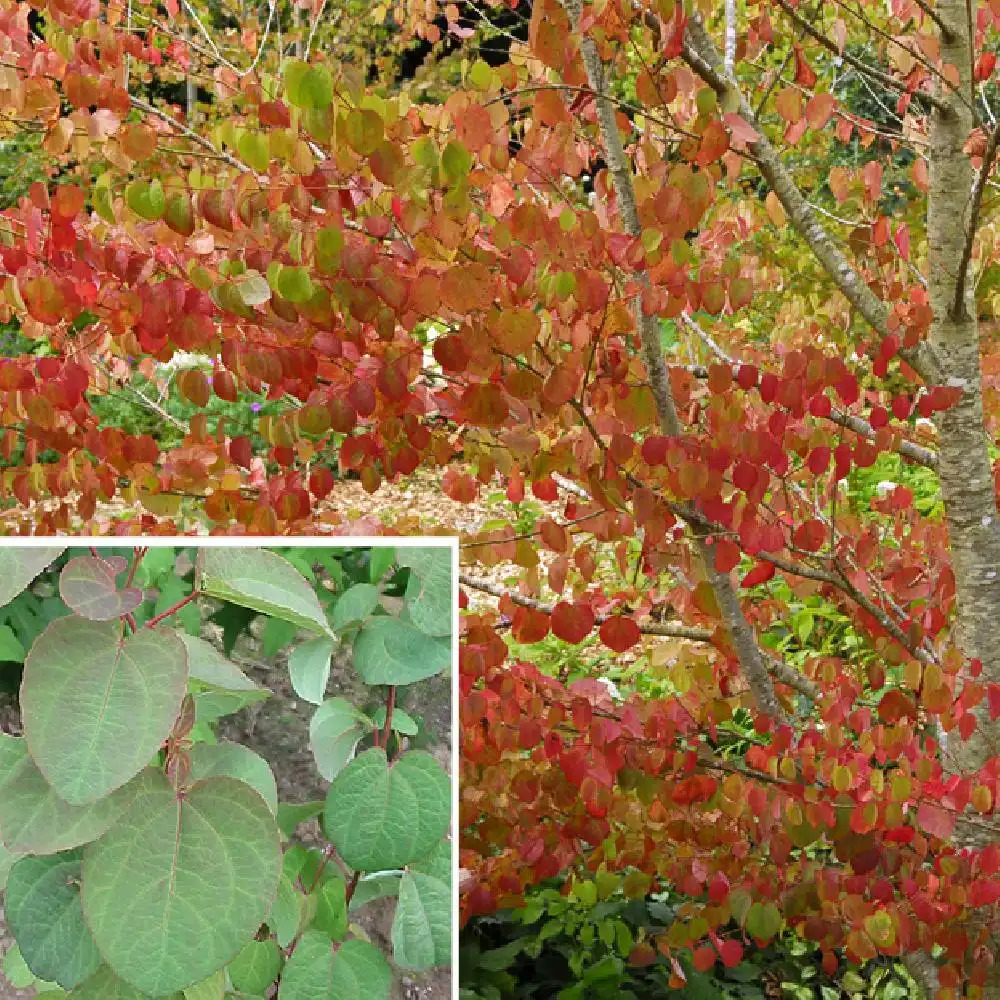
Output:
(2, 0), (1000, 993)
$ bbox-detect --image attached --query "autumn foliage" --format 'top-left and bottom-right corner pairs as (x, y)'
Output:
(4, 0), (1000, 992)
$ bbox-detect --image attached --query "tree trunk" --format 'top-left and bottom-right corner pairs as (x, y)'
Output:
(923, 0), (1000, 992)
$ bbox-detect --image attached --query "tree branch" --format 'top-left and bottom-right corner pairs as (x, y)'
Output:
(770, 0), (951, 116)
(459, 573), (822, 700)
(680, 15), (944, 386)
(953, 123), (1000, 318)
(559, 0), (787, 723)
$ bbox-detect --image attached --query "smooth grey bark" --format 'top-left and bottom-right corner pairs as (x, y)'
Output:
(920, 0), (1000, 992)
(560, 0), (787, 723)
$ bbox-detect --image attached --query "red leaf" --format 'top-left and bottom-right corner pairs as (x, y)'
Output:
(741, 561), (775, 588)
(917, 801), (955, 840)
(793, 44), (817, 86)
(599, 616), (641, 653)
(988, 683), (1000, 720)
(793, 519), (826, 552)
(551, 601), (596, 644)
(713, 539), (741, 573)
(692, 945), (716, 972)
(718, 939), (744, 968)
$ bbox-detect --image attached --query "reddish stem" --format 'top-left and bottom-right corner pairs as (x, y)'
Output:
(124, 547), (147, 588)
(123, 612), (137, 633)
(145, 590), (199, 628)
(344, 871), (361, 906)
(383, 686), (396, 756)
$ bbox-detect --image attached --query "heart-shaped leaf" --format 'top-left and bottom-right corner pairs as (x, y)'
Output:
(82, 771), (281, 995)
(276, 932), (390, 1000)
(288, 637), (334, 705)
(330, 583), (380, 632)
(0, 548), (64, 607)
(227, 939), (283, 995)
(352, 618), (451, 686)
(187, 741), (278, 813)
(6, 851), (102, 988)
(391, 871), (451, 970)
(322, 748), (450, 871)
(200, 549), (331, 636)
(309, 698), (371, 781)
(59, 556), (144, 621)
(21, 618), (189, 804)
(0, 735), (135, 854)
(397, 548), (452, 637)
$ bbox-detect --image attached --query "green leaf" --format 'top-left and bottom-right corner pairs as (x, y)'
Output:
(188, 741), (278, 813)
(288, 637), (333, 705)
(200, 550), (331, 636)
(238, 132), (270, 173)
(227, 939), (283, 995)
(276, 266), (313, 304)
(315, 226), (343, 274)
(468, 59), (493, 89)
(153, 578), (200, 636)
(441, 141), (472, 182)
(190, 683), (270, 725)
(178, 633), (263, 692)
(269, 873), (304, 948)
(261, 616), (299, 658)
(391, 871), (451, 969)
(352, 618), (451, 685)
(410, 839), (452, 883)
(0, 624), (24, 661)
(208, 603), (257, 656)
(81, 771), (281, 995)
(745, 901), (782, 941)
(311, 877), (347, 940)
(368, 547), (395, 584)
(183, 969), (225, 1000)
(397, 547), (452, 637)
(349, 873), (401, 911)
(21, 618), (189, 805)
(6, 852), (100, 989)
(276, 800), (324, 838)
(309, 698), (371, 781)
(284, 59), (332, 110)
(276, 932), (391, 1000)
(0, 548), (63, 608)
(331, 583), (380, 631)
(68, 965), (182, 999)
(3, 944), (37, 988)
(369, 705), (418, 736)
(125, 179), (166, 220)
(0, 735), (134, 854)
(323, 748), (450, 871)
(343, 109), (384, 156)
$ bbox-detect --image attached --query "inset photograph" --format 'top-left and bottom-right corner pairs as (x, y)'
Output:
(0, 542), (455, 1000)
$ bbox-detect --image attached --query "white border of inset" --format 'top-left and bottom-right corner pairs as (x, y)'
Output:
(4, 536), (461, 999)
